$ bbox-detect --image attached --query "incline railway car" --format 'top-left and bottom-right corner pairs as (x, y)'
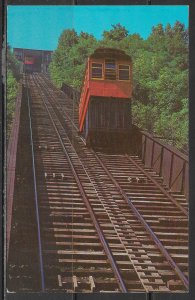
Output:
(79, 48), (133, 147)
(24, 55), (41, 73)
(24, 56), (35, 72)
(14, 48), (53, 73)
(24, 56), (35, 64)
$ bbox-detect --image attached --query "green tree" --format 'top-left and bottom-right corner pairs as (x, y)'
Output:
(7, 69), (19, 136)
(7, 45), (20, 80)
(49, 29), (97, 88)
(103, 23), (129, 41)
(6, 46), (20, 138)
(131, 21), (188, 150)
(154, 98), (188, 149)
(49, 29), (79, 87)
(120, 34), (146, 59)
(49, 21), (189, 151)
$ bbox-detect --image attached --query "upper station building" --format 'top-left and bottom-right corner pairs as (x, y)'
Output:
(13, 48), (53, 73)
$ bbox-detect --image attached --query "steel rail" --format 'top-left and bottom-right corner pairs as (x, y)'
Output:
(26, 75), (45, 291)
(34, 75), (148, 292)
(39, 75), (188, 217)
(32, 74), (128, 293)
(35, 74), (189, 289)
(92, 152), (189, 290)
(127, 197), (189, 289)
(41, 74), (188, 216)
(36, 74), (79, 133)
(125, 155), (188, 217)
(33, 75), (148, 292)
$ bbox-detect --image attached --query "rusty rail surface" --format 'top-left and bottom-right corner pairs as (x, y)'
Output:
(36, 75), (128, 292)
(35, 74), (188, 292)
(6, 83), (22, 259)
(60, 78), (189, 200)
(126, 154), (188, 216)
(8, 74), (188, 292)
(25, 74), (136, 292)
(92, 152), (188, 289)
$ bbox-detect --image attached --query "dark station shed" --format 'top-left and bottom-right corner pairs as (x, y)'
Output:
(13, 48), (53, 73)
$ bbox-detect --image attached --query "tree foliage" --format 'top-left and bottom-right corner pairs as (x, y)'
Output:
(7, 45), (20, 80)
(103, 23), (129, 41)
(49, 30), (98, 88)
(49, 21), (189, 151)
(7, 46), (20, 137)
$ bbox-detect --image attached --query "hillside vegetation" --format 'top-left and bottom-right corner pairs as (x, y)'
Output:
(49, 22), (189, 151)
(7, 46), (20, 138)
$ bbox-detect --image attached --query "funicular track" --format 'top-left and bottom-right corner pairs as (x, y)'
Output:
(18, 73), (188, 292)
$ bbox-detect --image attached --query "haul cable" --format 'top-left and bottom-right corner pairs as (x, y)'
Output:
(93, 152), (189, 289)
(34, 73), (189, 290)
(38, 74), (188, 217)
(32, 74), (128, 293)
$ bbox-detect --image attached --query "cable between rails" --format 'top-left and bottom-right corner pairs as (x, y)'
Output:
(32, 73), (128, 293)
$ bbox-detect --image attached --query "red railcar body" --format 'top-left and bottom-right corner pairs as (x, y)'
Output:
(23, 55), (41, 72)
(24, 56), (35, 65)
(79, 48), (133, 147)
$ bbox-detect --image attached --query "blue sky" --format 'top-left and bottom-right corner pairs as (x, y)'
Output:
(7, 5), (189, 51)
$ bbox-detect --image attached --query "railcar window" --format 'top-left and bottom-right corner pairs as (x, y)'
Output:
(105, 59), (116, 80)
(91, 63), (103, 79)
(119, 65), (130, 80)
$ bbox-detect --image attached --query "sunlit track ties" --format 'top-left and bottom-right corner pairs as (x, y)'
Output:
(22, 72), (189, 292)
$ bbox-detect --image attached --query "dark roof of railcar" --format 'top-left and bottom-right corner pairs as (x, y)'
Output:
(90, 48), (131, 61)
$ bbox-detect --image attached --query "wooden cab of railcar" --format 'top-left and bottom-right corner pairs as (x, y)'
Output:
(79, 48), (133, 148)
(24, 55), (42, 73)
